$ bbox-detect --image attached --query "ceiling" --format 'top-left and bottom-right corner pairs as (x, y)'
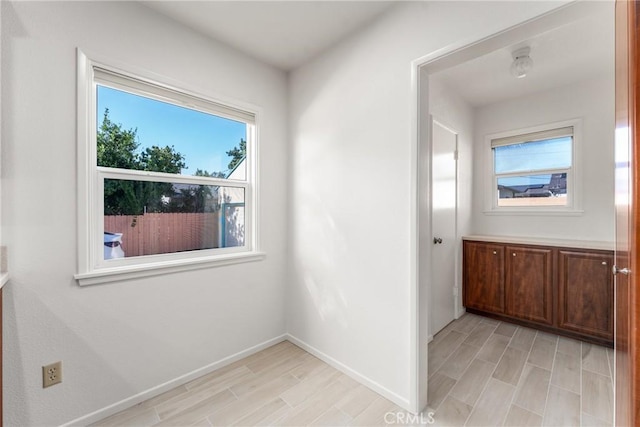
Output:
(142, 1), (396, 71)
(142, 2), (613, 103)
(432, 9), (614, 107)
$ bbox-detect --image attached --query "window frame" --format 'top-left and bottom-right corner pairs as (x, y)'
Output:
(75, 50), (263, 286)
(484, 119), (583, 215)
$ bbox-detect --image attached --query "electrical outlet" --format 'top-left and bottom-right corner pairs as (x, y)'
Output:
(43, 361), (62, 388)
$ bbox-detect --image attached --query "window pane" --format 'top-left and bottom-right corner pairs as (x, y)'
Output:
(103, 178), (245, 259)
(494, 137), (572, 174)
(97, 85), (247, 179)
(497, 173), (567, 207)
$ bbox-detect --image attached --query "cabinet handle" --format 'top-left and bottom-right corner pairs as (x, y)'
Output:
(513, 253), (516, 257)
(493, 251), (497, 255)
(602, 261), (607, 266)
(613, 265), (631, 275)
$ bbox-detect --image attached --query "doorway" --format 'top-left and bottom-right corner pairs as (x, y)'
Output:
(413, 0), (615, 415)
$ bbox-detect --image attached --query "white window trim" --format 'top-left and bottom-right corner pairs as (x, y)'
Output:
(75, 49), (263, 286)
(484, 118), (584, 216)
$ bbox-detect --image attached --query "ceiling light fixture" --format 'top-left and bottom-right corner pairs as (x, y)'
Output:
(510, 47), (533, 79)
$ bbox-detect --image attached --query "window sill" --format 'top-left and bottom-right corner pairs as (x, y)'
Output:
(483, 209), (584, 217)
(75, 251), (266, 286)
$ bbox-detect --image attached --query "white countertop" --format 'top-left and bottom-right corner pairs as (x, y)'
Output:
(463, 235), (615, 251)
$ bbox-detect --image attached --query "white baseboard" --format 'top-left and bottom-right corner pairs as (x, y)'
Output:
(61, 334), (288, 426)
(285, 333), (411, 412)
(63, 333), (413, 425)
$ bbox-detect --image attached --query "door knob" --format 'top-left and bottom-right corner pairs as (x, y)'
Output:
(433, 237), (443, 244)
(613, 265), (631, 275)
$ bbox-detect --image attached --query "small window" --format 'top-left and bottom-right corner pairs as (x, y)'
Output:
(490, 124), (576, 209)
(76, 52), (262, 285)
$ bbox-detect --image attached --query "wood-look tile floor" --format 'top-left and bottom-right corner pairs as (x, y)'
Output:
(92, 340), (406, 427)
(94, 313), (614, 426)
(428, 313), (614, 426)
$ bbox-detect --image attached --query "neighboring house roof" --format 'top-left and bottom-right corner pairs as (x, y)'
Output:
(498, 173), (567, 198)
(226, 156), (246, 179)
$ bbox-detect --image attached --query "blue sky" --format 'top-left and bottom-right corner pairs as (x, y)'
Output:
(97, 85), (246, 175)
(495, 137), (571, 186)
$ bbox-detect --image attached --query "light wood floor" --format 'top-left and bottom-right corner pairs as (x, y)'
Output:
(92, 340), (406, 426)
(428, 313), (614, 426)
(94, 313), (614, 426)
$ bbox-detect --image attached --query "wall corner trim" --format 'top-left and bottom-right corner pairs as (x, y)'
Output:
(285, 334), (413, 413)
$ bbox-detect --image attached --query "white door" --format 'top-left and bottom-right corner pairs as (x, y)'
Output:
(430, 119), (458, 336)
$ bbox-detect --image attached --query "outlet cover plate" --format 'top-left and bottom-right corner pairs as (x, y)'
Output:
(43, 361), (62, 388)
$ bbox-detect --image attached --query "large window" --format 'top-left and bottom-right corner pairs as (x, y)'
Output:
(487, 120), (581, 213)
(76, 52), (261, 285)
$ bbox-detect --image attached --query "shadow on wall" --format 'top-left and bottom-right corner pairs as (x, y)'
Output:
(3, 284), (30, 426)
(222, 204), (245, 248)
(2, 4), (33, 423)
(296, 193), (349, 329)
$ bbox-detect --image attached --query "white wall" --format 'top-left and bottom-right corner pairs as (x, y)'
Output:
(287, 0), (566, 410)
(2, 2), (288, 425)
(427, 75), (475, 322)
(472, 74), (615, 242)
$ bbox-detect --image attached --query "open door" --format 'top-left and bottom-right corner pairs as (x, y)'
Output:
(615, 1), (639, 425)
(430, 118), (458, 336)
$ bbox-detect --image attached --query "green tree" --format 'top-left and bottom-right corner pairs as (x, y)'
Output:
(99, 109), (245, 215)
(98, 109), (186, 215)
(169, 169), (224, 213)
(97, 109), (139, 170)
(138, 145), (186, 213)
(139, 145), (185, 174)
(195, 169), (226, 178)
(226, 138), (246, 171)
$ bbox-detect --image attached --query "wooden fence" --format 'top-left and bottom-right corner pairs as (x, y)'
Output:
(104, 212), (220, 257)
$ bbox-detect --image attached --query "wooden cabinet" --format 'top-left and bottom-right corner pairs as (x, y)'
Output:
(463, 239), (613, 346)
(558, 249), (614, 341)
(505, 246), (553, 325)
(463, 242), (505, 313)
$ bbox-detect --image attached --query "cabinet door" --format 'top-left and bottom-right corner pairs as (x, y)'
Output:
(558, 250), (613, 340)
(463, 242), (505, 313)
(505, 246), (553, 325)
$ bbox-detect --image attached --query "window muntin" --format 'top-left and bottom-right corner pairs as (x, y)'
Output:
(491, 126), (574, 209)
(76, 54), (258, 283)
